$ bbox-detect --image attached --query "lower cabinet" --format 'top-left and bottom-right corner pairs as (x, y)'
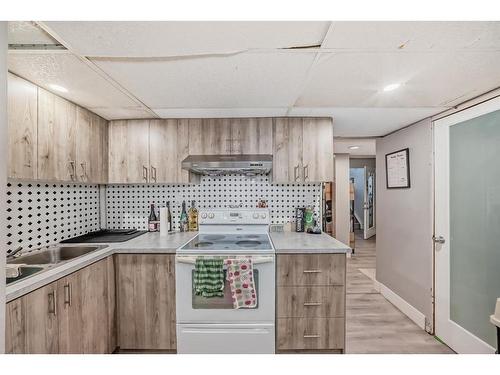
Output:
(276, 253), (346, 353)
(5, 257), (115, 354)
(115, 254), (176, 351)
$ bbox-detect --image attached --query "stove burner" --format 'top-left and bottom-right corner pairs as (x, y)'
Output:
(204, 235), (225, 241)
(236, 240), (262, 248)
(194, 241), (214, 248)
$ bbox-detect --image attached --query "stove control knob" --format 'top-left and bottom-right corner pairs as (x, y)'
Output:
(201, 213), (207, 219)
(253, 213), (259, 219)
(208, 213), (215, 219)
(260, 213), (267, 219)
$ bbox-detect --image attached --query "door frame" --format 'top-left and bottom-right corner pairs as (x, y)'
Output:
(434, 96), (500, 354)
(363, 165), (376, 239)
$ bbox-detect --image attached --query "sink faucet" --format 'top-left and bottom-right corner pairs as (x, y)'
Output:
(7, 246), (23, 259)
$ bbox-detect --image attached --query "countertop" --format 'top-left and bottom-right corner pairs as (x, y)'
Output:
(269, 231), (351, 254)
(6, 231), (198, 302)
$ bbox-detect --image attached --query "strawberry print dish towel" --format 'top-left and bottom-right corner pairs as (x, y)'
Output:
(225, 258), (257, 309)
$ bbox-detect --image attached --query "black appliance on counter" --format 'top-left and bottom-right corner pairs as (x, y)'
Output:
(60, 229), (147, 243)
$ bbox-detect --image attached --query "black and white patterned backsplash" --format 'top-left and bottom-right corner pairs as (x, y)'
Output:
(4, 176), (321, 256)
(5, 182), (100, 256)
(106, 176), (321, 231)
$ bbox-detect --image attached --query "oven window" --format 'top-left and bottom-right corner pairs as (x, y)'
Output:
(192, 270), (259, 309)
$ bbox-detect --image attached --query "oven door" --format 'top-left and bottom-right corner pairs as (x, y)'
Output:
(175, 254), (275, 323)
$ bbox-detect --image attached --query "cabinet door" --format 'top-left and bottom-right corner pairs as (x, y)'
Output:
(108, 120), (149, 183)
(38, 89), (77, 181)
(5, 281), (59, 354)
(189, 118), (231, 155)
(58, 258), (110, 354)
(149, 119), (179, 183)
(230, 118), (273, 155)
(116, 254), (176, 350)
(89, 112), (109, 183)
(7, 73), (38, 179)
(75, 106), (91, 182)
(302, 118), (334, 182)
(273, 118), (303, 182)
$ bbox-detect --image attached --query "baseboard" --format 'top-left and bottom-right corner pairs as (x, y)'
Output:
(377, 282), (426, 330)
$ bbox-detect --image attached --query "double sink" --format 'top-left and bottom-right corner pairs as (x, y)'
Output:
(6, 245), (106, 285)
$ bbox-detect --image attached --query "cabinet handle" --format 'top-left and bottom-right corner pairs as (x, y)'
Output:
(303, 302), (322, 306)
(69, 161), (76, 181)
(143, 165), (148, 182)
(303, 269), (322, 273)
(80, 162), (87, 180)
(48, 291), (57, 316)
(303, 164), (309, 180)
(294, 165), (300, 181)
(151, 166), (157, 182)
(303, 334), (321, 338)
(64, 283), (72, 307)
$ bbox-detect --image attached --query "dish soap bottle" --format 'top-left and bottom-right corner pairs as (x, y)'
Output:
(179, 201), (188, 232)
(188, 200), (199, 231)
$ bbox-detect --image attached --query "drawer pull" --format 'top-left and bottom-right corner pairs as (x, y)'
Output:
(303, 270), (322, 273)
(303, 302), (322, 306)
(303, 334), (321, 338)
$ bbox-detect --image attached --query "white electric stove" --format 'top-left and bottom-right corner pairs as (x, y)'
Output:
(176, 208), (275, 354)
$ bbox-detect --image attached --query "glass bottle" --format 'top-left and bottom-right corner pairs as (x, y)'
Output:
(188, 200), (199, 231)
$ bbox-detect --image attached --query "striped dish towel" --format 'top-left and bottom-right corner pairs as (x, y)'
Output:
(194, 258), (225, 298)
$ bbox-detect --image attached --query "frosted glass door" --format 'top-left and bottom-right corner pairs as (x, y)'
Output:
(435, 97), (500, 353)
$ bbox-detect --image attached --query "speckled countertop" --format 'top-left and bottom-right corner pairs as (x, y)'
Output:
(6, 231), (198, 302)
(269, 232), (351, 254)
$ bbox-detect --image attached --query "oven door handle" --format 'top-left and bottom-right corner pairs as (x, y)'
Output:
(176, 255), (275, 265)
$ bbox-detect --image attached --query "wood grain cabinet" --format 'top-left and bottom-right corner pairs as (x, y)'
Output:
(5, 257), (116, 354)
(273, 117), (334, 183)
(7, 73), (38, 180)
(276, 253), (346, 353)
(115, 254), (176, 351)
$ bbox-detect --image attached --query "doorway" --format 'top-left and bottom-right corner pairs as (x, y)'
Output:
(349, 159), (376, 240)
(434, 96), (500, 353)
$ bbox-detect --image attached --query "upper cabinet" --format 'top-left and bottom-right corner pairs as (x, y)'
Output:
(230, 118), (273, 155)
(8, 74), (108, 184)
(273, 117), (333, 183)
(109, 119), (192, 184)
(8, 73), (38, 179)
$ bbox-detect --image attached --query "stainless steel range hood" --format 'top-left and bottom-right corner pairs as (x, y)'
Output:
(182, 154), (272, 176)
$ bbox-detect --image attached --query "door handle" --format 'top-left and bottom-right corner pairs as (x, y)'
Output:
(80, 161), (87, 180)
(69, 161), (76, 181)
(303, 334), (321, 338)
(303, 164), (309, 180)
(303, 302), (322, 306)
(303, 269), (322, 274)
(151, 166), (157, 182)
(433, 235), (446, 244)
(294, 165), (300, 181)
(64, 283), (72, 307)
(48, 290), (57, 316)
(143, 165), (148, 182)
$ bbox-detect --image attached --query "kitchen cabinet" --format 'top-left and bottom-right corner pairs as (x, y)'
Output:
(7, 73), (38, 180)
(276, 253), (346, 353)
(116, 254), (176, 351)
(229, 118), (273, 155)
(273, 117), (334, 183)
(188, 118), (232, 155)
(149, 119), (190, 183)
(89, 112), (109, 183)
(108, 120), (149, 183)
(5, 257), (115, 354)
(37, 88), (77, 181)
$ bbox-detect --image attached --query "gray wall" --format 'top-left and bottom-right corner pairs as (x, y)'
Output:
(350, 158), (376, 169)
(0, 22), (7, 353)
(376, 118), (434, 323)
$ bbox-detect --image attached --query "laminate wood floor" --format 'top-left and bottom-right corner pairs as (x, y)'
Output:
(345, 231), (454, 354)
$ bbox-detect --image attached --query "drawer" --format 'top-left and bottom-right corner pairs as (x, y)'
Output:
(277, 286), (345, 318)
(277, 254), (345, 286)
(277, 318), (344, 350)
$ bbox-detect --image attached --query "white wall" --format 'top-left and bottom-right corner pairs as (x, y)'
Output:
(335, 154), (350, 246)
(0, 22), (7, 353)
(376, 118), (434, 329)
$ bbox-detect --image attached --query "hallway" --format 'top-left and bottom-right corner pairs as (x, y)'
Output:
(345, 231), (454, 353)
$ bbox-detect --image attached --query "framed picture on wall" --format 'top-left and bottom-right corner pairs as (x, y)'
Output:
(385, 148), (410, 189)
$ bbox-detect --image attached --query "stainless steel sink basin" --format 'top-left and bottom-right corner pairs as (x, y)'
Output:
(6, 265), (44, 284)
(7, 246), (105, 265)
